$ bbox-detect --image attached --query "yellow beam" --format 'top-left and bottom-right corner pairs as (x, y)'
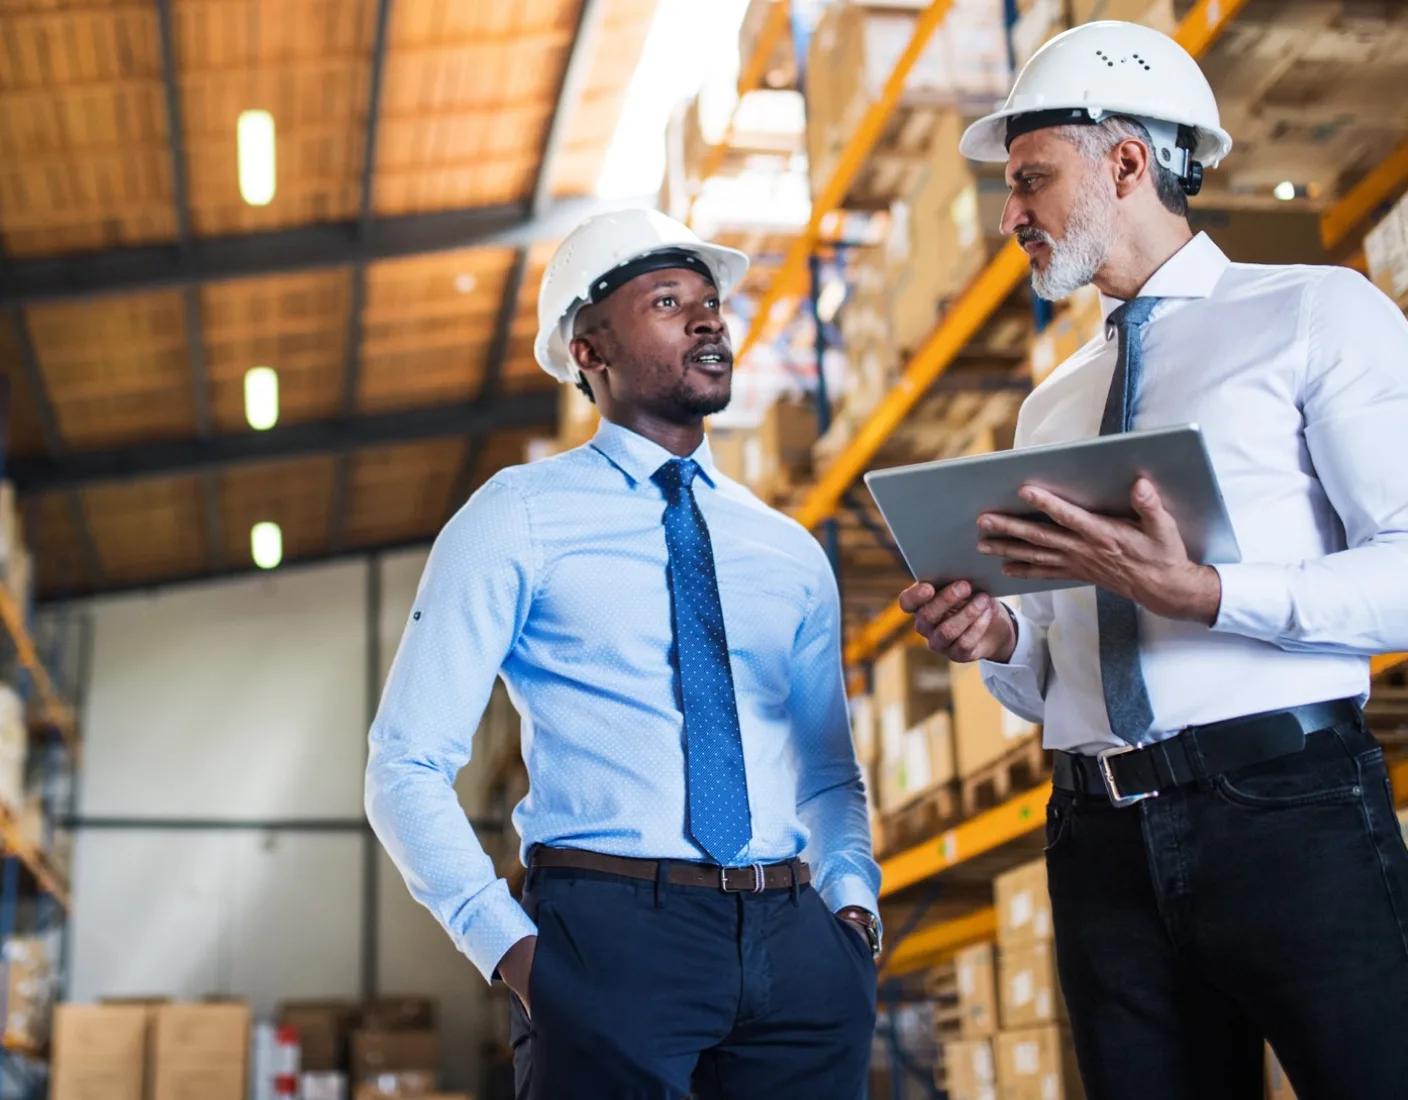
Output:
(880, 781), (1050, 899)
(0, 585), (78, 757)
(845, 600), (912, 668)
(1320, 136), (1408, 252)
(882, 905), (997, 978)
(735, 0), (956, 362)
(1391, 757), (1408, 806)
(1372, 653), (1408, 677)
(1170, 0), (1251, 56)
(685, 0), (793, 226)
(0, 805), (69, 911)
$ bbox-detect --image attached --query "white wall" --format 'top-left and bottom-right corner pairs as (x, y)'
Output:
(66, 548), (507, 1093)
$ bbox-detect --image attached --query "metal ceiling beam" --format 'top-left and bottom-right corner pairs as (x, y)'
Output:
(437, 0), (603, 522)
(532, 0), (607, 219)
(328, 0), (395, 555)
(0, 194), (650, 306)
(444, 250), (530, 519)
(35, 531), (444, 607)
(156, 0), (224, 571)
(5, 303), (107, 589)
(8, 390), (557, 496)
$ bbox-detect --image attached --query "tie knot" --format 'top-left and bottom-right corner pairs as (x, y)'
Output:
(652, 458), (699, 498)
(1108, 296), (1159, 333)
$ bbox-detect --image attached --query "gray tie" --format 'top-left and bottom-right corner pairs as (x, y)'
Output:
(1097, 297), (1159, 745)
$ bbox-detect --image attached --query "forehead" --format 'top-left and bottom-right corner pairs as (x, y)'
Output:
(618, 265), (717, 297)
(1004, 128), (1081, 180)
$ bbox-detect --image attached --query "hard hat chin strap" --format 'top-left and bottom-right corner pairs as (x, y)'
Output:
(1005, 108), (1204, 196)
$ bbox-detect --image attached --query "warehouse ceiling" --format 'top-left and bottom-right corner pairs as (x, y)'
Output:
(0, 0), (660, 600)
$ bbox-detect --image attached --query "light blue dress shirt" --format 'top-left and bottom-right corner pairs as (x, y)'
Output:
(366, 418), (881, 982)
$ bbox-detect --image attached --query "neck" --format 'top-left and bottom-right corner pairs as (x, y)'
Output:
(1094, 215), (1194, 300)
(604, 407), (705, 457)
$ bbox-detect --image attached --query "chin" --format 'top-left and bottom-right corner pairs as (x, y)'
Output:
(673, 379), (732, 420)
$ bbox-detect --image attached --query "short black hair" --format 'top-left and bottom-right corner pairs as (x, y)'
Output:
(574, 374), (595, 404)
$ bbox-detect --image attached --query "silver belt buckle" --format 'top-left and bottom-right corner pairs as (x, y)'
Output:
(1098, 744), (1160, 808)
(720, 864), (766, 893)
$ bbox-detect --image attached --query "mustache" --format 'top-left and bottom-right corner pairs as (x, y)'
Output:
(1016, 226), (1055, 248)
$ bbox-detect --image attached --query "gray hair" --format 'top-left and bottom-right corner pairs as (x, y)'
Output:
(1054, 116), (1188, 217)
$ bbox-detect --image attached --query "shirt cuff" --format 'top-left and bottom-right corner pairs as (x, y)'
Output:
(460, 881), (539, 984)
(1211, 562), (1293, 645)
(979, 604), (1038, 676)
(818, 871), (880, 922)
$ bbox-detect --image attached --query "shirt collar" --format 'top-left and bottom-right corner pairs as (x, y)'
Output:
(589, 417), (717, 490)
(1098, 231), (1230, 321)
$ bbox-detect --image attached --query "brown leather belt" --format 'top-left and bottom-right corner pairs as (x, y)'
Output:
(530, 846), (810, 894)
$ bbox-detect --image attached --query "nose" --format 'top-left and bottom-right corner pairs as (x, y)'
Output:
(687, 302), (725, 336)
(1000, 193), (1028, 237)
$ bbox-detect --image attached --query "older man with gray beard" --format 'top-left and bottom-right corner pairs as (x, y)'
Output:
(898, 21), (1408, 1100)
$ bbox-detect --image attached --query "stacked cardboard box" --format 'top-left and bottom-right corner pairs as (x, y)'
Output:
(804, 2), (1008, 199)
(279, 1000), (358, 1074)
(350, 995), (439, 1098)
(1365, 196), (1408, 311)
(0, 685), (27, 814)
(873, 642), (953, 812)
(751, 397), (816, 504)
(839, 245), (900, 424)
(992, 860), (1083, 1100)
(0, 483), (33, 608)
(557, 384), (600, 451)
(2, 936), (54, 1050)
(940, 941), (1000, 1099)
(1071, 0), (1174, 30)
(1029, 286), (1103, 387)
(951, 663), (1039, 778)
(1011, 0), (1068, 69)
(738, 0), (796, 91)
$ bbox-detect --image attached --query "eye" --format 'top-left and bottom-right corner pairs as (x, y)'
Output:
(655, 295), (677, 308)
(705, 296), (720, 310)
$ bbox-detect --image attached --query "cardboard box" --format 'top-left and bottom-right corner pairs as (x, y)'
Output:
(1364, 200), (1408, 307)
(359, 995), (437, 1032)
(280, 1000), (357, 1073)
(944, 1038), (997, 1100)
(1071, 0), (1174, 32)
(1011, 0), (1068, 69)
(352, 1073), (437, 1099)
(951, 662), (1039, 777)
(754, 398), (816, 499)
(1000, 941), (1066, 1029)
(708, 429), (749, 485)
(996, 1026), (1085, 1100)
(1187, 207), (1327, 268)
(301, 1073), (349, 1100)
(351, 1029), (438, 1081)
(557, 384), (599, 450)
(994, 858), (1052, 951)
(3, 935), (54, 1048)
(954, 942), (999, 1038)
(1265, 1043), (1297, 1100)
(873, 642), (950, 747)
(880, 709), (955, 811)
(52, 1004), (151, 1100)
(152, 1002), (250, 1100)
(851, 694), (877, 769)
(0, 481), (19, 573)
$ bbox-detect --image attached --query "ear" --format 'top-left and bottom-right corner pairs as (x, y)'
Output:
(1112, 137), (1151, 199)
(569, 332), (608, 382)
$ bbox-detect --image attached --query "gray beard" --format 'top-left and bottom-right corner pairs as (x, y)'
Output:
(1024, 182), (1114, 302)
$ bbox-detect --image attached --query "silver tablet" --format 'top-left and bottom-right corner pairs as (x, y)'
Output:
(862, 424), (1241, 598)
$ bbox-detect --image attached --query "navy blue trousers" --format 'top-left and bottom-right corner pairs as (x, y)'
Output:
(508, 863), (876, 1099)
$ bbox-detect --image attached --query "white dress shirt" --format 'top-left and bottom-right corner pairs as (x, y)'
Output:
(981, 233), (1408, 754)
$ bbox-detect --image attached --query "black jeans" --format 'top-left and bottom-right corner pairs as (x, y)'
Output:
(1046, 715), (1408, 1100)
(508, 865), (876, 1099)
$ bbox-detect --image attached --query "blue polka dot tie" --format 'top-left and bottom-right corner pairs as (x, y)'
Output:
(1098, 297), (1160, 745)
(652, 458), (753, 865)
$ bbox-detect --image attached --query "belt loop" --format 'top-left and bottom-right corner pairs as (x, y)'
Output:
(1181, 727), (1213, 788)
(654, 859), (669, 909)
(788, 860), (799, 905)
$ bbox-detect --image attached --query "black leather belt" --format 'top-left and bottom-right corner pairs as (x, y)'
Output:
(1054, 698), (1361, 807)
(530, 846), (810, 893)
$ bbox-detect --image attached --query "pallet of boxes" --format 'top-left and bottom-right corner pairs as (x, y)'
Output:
(934, 940), (1000, 1100)
(867, 640), (957, 855)
(993, 860), (1084, 1100)
(951, 658), (1044, 817)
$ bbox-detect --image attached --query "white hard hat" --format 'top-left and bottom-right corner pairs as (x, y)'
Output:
(960, 21), (1232, 193)
(534, 208), (750, 383)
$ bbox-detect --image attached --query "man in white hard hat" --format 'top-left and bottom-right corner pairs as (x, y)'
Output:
(897, 20), (1408, 1100)
(367, 208), (880, 1099)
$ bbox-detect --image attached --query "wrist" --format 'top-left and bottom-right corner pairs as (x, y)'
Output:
(993, 601), (1019, 663)
(1185, 564), (1223, 625)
